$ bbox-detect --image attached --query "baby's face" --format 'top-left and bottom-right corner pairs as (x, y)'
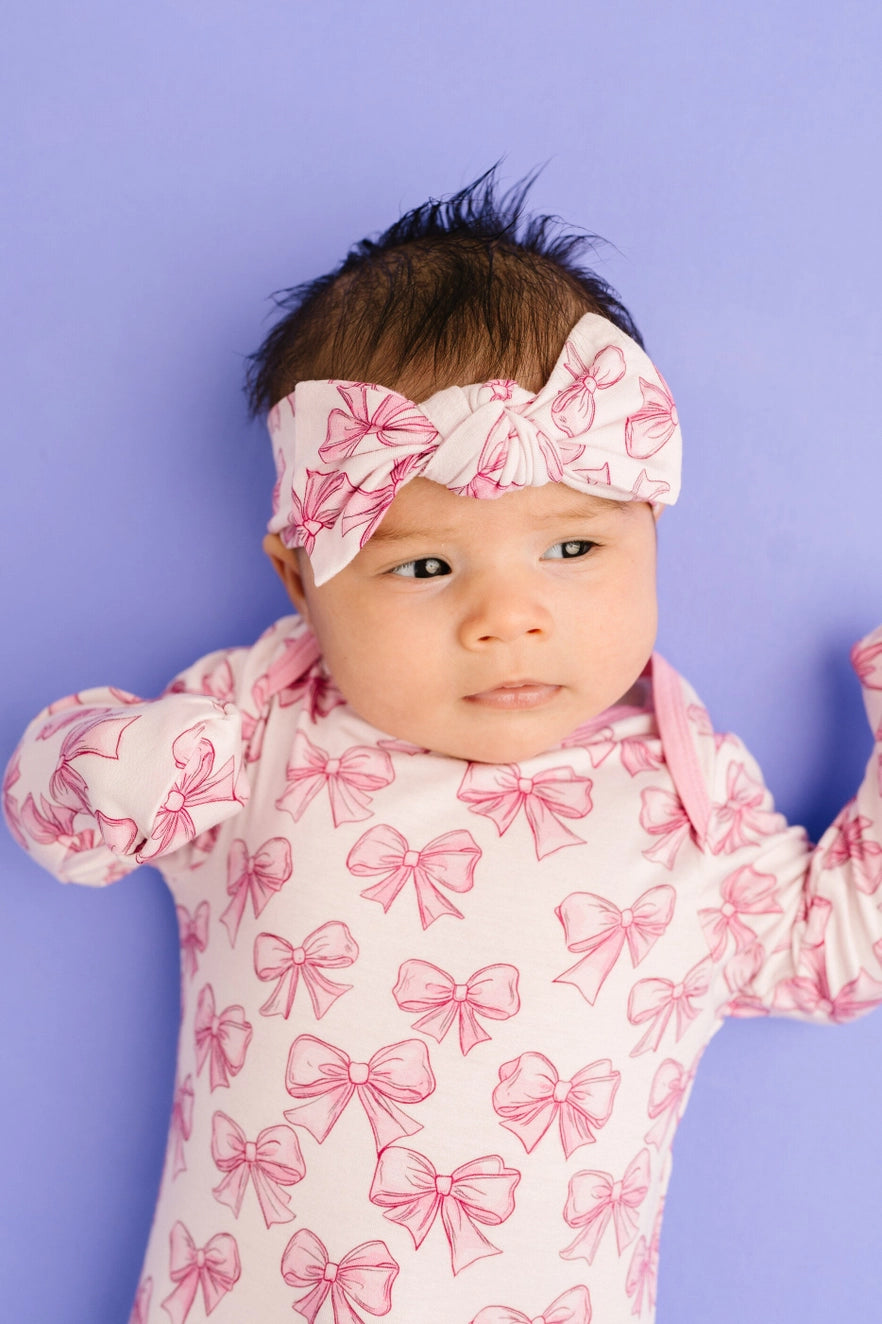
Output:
(272, 478), (659, 764)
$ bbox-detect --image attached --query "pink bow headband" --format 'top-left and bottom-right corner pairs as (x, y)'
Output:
(267, 311), (682, 585)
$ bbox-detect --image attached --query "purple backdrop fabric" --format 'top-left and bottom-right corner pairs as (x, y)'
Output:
(2, 1), (881, 1319)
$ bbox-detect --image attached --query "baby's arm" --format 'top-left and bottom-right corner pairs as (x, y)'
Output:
(706, 626), (882, 1020)
(2, 645), (256, 886)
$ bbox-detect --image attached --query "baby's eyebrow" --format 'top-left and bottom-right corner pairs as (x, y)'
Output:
(368, 523), (460, 545)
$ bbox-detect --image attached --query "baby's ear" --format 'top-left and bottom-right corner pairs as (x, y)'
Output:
(262, 534), (311, 621)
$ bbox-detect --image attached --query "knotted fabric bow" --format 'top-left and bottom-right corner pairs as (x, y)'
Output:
(280, 1228), (399, 1324)
(370, 1146), (521, 1275)
(284, 1034), (435, 1149)
(471, 1285), (593, 1324)
(210, 1111), (305, 1226)
(267, 312), (682, 584)
(161, 1222), (240, 1324)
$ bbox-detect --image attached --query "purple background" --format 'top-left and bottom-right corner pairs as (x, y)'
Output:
(2, 1), (882, 1319)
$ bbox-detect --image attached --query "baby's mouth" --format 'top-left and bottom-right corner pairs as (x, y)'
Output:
(464, 681), (561, 710)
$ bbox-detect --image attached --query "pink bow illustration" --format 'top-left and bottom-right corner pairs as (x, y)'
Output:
(492, 1052), (620, 1158)
(194, 984), (253, 1090)
(190, 823), (221, 869)
(166, 655), (235, 705)
(177, 902), (209, 980)
(19, 792), (95, 858)
(457, 763), (593, 860)
(219, 836), (292, 944)
(706, 762), (782, 856)
(128, 1277), (152, 1324)
(471, 1285), (593, 1324)
(639, 787), (693, 870)
(625, 1232), (658, 1318)
(280, 1227), (399, 1324)
(625, 373), (678, 458)
(347, 825), (481, 928)
(552, 342), (626, 436)
(338, 452), (428, 546)
(721, 938), (770, 1018)
(822, 804), (882, 894)
(698, 865), (782, 959)
(279, 466), (357, 555)
(392, 959), (519, 1054)
(554, 886), (675, 1004)
(319, 383), (440, 464)
(254, 922), (358, 1019)
(48, 710), (138, 812)
(560, 1149), (651, 1264)
(276, 731), (394, 827)
(142, 725), (242, 859)
(644, 1058), (694, 1149)
(284, 1035), (435, 1150)
(210, 1111), (304, 1226)
(161, 1221), (240, 1324)
(627, 958), (712, 1056)
(169, 1075), (194, 1179)
(851, 633), (882, 690)
(1, 749), (27, 851)
(773, 945), (882, 1023)
(369, 1146), (521, 1275)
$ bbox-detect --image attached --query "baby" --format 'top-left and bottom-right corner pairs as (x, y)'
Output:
(5, 175), (882, 1324)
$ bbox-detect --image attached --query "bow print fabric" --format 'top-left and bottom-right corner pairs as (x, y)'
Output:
(392, 959), (520, 1053)
(492, 1052), (620, 1157)
(369, 1146), (521, 1275)
(470, 1284), (593, 1324)
(220, 836), (292, 945)
(280, 1228), (399, 1324)
(161, 1222), (240, 1324)
(284, 1034), (435, 1149)
(560, 1149), (651, 1264)
(267, 313), (682, 583)
(193, 984), (253, 1090)
(210, 1111), (305, 1225)
(554, 886), (676, 1003)
(347, 824), (481, 928)
(9, 613), (882, 1323)
(254, 921), (358, 1019)
(457, 763), (594, 860)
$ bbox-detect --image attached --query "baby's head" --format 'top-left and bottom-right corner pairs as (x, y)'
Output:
(249, 171), (680, 764)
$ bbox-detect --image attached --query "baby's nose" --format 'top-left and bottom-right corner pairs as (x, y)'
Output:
(458, 578), (553, 648)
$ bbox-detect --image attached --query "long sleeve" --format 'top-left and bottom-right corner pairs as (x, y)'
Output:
(1, 646), (261, 887)
(705, 626), (882, 1022)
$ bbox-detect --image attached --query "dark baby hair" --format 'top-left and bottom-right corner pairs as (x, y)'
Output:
(245, 166), (642, 413)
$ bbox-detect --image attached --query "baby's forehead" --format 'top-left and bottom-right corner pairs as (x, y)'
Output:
(367, 478), (627, 543)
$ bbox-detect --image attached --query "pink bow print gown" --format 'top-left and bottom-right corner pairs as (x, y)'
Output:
(5, 616), (882, 1324)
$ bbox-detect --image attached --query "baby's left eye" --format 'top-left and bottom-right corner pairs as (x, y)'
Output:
(542, 539), (596, 560)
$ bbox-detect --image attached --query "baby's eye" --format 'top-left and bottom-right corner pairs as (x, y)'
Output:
(542, 539), (597, 560)
(390, 557), (452, 579)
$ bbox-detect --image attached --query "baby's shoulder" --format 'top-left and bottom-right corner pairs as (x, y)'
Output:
(162, 615), (321, 711)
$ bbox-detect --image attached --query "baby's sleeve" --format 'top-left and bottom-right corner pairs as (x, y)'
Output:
(710, 626), (882, 1023)
(2, 646), (252, 887)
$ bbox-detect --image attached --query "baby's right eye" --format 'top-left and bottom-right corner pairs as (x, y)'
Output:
(390, 557), (452, 579)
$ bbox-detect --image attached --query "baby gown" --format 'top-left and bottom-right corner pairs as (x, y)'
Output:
(6, 615), (882, 1324)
